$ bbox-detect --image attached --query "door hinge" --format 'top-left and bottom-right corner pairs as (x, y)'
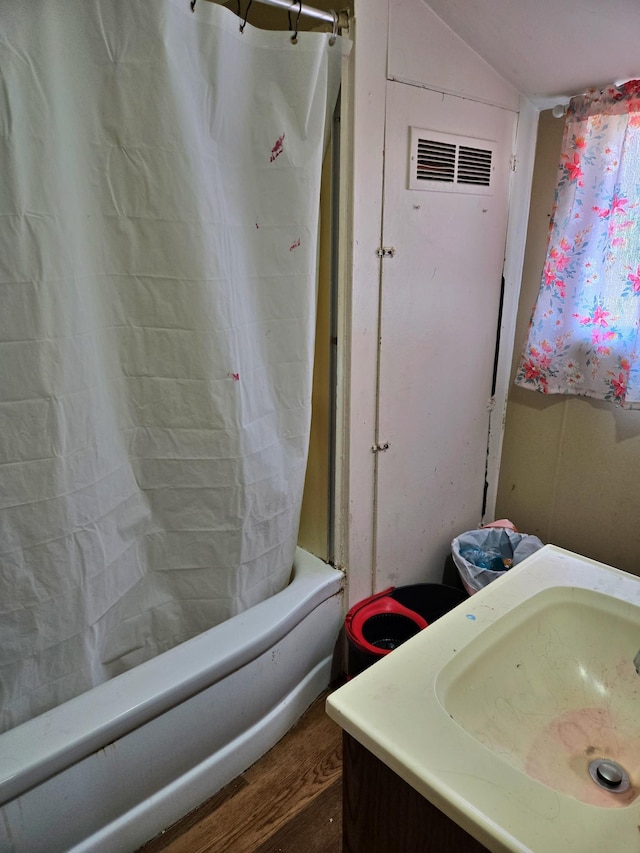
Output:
(509, 154), (518, 172)
(376, 246), (396, 258)
(371, 441), (390, 453)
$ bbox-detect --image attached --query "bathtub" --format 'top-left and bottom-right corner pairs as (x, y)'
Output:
(0, 547), (344, 852)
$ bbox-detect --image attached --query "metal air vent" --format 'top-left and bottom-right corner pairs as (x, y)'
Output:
(409, 128), (496, 195)
(416, 138), (456, 183)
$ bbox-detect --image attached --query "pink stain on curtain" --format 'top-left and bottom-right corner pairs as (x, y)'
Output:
(270, 133), (285, 162)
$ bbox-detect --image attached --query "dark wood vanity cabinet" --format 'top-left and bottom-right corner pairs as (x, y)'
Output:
(342, 733), (490, 853)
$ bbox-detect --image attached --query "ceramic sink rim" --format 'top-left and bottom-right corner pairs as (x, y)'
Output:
(326, 545), (640, 853)
(436, 584), (640, 805)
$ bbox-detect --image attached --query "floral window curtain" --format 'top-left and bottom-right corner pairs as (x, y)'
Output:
(515, 80), (640, 407)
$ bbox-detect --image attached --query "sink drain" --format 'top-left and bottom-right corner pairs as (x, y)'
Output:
(588, 759), (631, 793)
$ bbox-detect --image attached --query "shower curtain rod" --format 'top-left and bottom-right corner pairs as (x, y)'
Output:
(203, 0), (349, 30)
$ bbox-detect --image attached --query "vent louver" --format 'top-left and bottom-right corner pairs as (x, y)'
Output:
(416, 138), (456, 183)
(409, 128), (496, 195)
(458, 145), (492, 186)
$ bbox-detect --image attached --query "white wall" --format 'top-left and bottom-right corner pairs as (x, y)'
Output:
(387, 0), (519, 109)
(333, 0), (387, 601)
(339, 0), (536, 605)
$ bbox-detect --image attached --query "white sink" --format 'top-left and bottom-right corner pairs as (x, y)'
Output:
(327, 546), (640, 851)
(438, 585), (640, 807)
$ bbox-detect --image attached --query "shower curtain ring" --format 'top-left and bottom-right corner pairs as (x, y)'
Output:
(328, 10), (338, 45)
(190, 0), (196, 10)
(239, 0), (254, 33)
(290, 0), (302, 44)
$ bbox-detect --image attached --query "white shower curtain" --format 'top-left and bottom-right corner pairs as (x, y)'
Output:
(0, 0), (345, 731)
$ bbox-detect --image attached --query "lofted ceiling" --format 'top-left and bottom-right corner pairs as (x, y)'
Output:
(421, 0), (640, 108)
(216, 0), (640, 108)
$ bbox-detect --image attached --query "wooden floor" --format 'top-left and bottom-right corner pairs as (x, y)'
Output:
(139, 691), (343, 853)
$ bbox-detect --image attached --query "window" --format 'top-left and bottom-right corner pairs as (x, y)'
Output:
(515, 80), (640, 407)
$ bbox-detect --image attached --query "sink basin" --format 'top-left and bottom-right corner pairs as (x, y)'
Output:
(437, 586), (640, 807)
(326, 545), (640, 852)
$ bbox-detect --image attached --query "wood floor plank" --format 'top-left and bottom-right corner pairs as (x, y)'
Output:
(141, 692), (342, 853)
(253, 778), (342, 853)
(139, 777), (249, 853)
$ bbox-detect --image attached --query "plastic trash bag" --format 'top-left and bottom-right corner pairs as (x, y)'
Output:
(451, 526), (543, 595)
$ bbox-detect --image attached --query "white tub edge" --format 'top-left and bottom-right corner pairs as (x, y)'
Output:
(0, 547), (344, 807)
(71, 655), (333, 853)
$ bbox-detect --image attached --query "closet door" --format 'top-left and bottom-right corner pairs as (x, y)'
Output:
(374, 80), (516, 589)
